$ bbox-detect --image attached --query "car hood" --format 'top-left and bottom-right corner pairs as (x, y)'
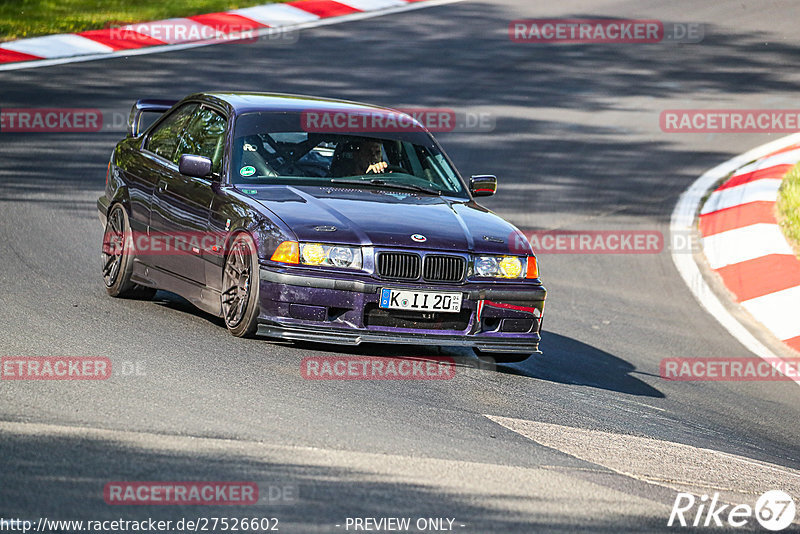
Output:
(246, 185), (528, 255)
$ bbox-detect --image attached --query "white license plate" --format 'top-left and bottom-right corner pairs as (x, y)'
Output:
(379, 288), (463, 313)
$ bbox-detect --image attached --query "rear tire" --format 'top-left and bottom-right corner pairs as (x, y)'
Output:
(222, 232), (260, 337)
(101, 204), (156, 299)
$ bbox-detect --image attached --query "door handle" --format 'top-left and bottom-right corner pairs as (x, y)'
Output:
(157, 180), (168, 193)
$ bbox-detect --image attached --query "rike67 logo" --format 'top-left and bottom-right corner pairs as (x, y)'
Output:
(668, 490), (796, 531)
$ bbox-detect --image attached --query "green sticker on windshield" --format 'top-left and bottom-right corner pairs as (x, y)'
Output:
(240, 166), (256, 177)
(241, 189), (258, 195)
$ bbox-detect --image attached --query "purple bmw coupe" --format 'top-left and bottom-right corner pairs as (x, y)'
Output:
(98, 93), (546, 362)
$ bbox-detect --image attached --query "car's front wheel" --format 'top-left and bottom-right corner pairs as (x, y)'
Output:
(101, 203), (156, 299)
(222, 232), (260, 337)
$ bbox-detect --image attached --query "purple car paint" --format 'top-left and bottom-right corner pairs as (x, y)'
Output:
(98, 92), (546, 361)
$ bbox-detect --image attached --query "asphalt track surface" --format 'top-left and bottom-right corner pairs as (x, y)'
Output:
(1, 1), (800, 532)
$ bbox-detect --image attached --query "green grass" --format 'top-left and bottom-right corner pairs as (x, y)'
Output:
(777, 161), (800, 259)
(0, 0), (288, 42)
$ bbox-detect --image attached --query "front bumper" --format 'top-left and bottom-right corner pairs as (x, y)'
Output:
(257, 267), (546, 354)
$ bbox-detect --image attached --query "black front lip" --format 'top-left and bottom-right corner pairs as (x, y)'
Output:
(256, 323), (541, 353)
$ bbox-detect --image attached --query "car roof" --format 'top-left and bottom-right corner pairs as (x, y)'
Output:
(194, 92), (403, 115)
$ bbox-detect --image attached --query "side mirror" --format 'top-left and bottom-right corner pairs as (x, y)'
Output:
(178, 154), (212, 178)
(470, 175), (497, 197)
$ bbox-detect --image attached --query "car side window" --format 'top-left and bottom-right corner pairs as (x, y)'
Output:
(144, 104), (198, 161)
(175, 107), (227, 175)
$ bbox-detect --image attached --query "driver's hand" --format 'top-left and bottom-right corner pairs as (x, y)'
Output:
(365, 161), (388, 174)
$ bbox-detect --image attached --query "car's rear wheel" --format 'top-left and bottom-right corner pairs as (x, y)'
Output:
(102, 204), (156, 299)
(222, 232), (260, 337)
(472, 347), (532, 363)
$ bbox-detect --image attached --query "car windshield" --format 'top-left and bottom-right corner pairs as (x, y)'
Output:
(231, 111), (468, 197)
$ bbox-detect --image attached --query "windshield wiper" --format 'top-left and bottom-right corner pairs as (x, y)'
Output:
(330, 178), (442, 196)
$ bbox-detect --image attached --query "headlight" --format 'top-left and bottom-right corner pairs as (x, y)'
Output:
(300, 243), (362, 269)
(499, 256), (523, 278)
(301, 243), (326, 265)
(329, 246), (356, 267)
(474, 256), (499, 277)
(472, 255), (527, 279)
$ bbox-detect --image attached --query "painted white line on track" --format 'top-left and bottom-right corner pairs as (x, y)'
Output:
(670, 132), (800, 387)
(0, 0), (466, 73)
(486, 415), (800, 504)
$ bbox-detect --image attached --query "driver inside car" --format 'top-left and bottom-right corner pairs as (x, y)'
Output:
(329, 138), (388, 177)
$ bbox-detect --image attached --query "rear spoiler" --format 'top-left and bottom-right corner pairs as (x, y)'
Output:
(127, 99), (178, 137)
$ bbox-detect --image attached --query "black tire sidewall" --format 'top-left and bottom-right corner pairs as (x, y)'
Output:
(104, 204), (136, 297)
(225, 233), (260, 338)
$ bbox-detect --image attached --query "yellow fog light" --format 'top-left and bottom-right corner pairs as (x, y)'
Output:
(499, 256), (523, 278)
(301, 243), (326, 265)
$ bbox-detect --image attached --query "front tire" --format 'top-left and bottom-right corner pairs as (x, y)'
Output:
(222, 232), (260, 337)
(101, 204), (156, 299)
